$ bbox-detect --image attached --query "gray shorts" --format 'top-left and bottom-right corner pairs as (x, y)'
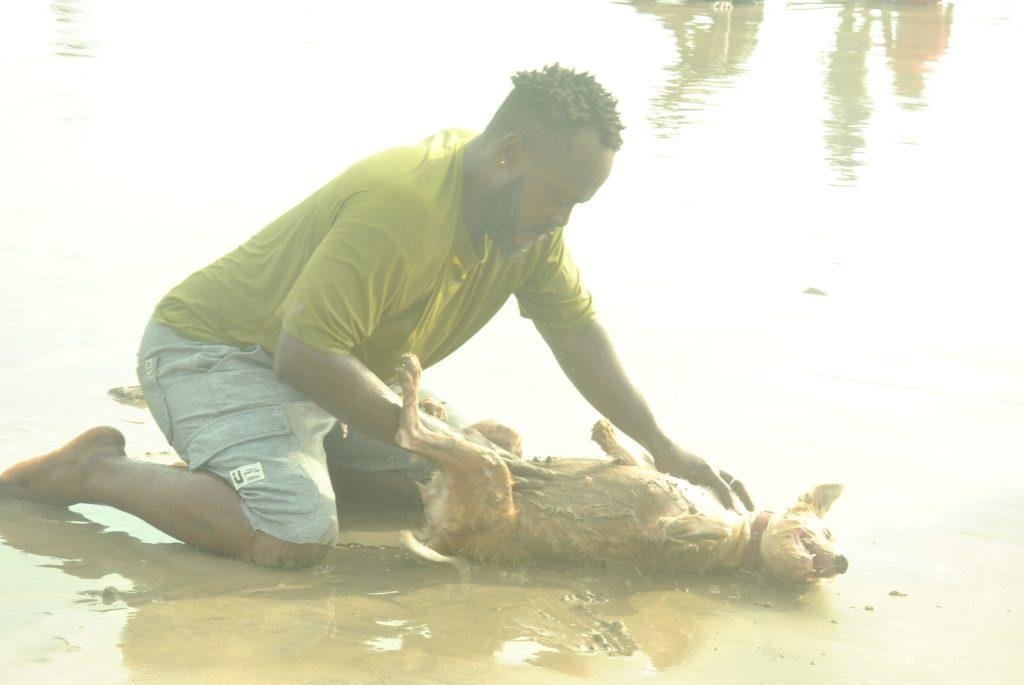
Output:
(135, 319), (433, 546)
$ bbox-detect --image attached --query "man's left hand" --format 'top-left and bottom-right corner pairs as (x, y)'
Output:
(650, 442), (754, 513)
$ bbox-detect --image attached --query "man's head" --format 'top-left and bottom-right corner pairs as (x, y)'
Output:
(478, 64), (624, 256)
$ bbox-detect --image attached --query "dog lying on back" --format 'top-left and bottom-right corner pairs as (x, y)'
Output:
(395, 354), (848, 583)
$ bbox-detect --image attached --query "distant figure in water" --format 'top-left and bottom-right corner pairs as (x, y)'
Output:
(1, 65), (749, 569)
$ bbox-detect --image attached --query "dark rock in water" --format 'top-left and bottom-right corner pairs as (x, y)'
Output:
(108, 385), (147, 409)
(803, 287), (829, 296)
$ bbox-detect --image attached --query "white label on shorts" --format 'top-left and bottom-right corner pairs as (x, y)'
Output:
(229, 462), (265, 490)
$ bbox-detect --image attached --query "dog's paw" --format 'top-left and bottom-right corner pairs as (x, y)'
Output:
(590, 418), (617, 449)
(418, 398), (448, 422)
(395, 354), (423, 395)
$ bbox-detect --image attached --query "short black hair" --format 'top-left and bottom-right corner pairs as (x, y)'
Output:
(484, 64), (624, 152)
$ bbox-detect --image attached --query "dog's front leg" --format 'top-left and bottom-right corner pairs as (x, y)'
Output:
(661, 514), (735, 544)
(591, 419), (647, 467)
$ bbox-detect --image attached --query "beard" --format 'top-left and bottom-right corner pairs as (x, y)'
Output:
(481, 177), (530, 259)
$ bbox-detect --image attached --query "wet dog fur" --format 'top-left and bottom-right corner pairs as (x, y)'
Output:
(394, 354), (847, 583)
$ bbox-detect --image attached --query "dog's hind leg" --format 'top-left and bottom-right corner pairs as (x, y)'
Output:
(394, 355), (509, 475)
(394, 354), (516, 537)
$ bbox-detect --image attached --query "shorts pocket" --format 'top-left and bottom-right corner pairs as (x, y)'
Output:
(185, 406), (293, 469)
(198, 346), (305, 412)
(137, 355), (175, 445)
(186, 406), (326, 518)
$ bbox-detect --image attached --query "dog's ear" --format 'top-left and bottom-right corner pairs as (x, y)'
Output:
(791, 484), (844, 518)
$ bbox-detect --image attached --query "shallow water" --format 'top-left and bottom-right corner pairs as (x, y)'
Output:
(1, 0), (1022, 682)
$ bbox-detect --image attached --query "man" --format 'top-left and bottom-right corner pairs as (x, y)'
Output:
(1, 65), (749, 569)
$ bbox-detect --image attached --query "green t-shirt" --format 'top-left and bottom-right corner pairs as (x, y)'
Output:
(154, 129), (596, 383)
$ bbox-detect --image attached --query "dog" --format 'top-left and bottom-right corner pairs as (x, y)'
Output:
(395, 353), (848, 583)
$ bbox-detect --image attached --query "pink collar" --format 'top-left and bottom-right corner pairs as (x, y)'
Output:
(741, 511), (773, 571)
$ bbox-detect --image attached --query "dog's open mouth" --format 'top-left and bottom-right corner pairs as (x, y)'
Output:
(809, 545), (830, 574)
(797, 532), (834, 577)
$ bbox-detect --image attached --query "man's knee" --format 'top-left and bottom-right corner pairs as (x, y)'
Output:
(248, 530), (330, 569)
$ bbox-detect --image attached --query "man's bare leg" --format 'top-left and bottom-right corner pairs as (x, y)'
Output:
(329, 464), (424, 509)
(0, 426), (325, 568)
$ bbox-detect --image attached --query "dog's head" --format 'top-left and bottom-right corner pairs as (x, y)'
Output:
(759, 484), (848, 583)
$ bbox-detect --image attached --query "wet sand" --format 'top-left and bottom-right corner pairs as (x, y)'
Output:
(3, 468), (1020, 683)
(2, 0), (1023, 682)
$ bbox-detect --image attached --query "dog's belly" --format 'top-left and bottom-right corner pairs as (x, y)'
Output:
(508, 459), (730, 569)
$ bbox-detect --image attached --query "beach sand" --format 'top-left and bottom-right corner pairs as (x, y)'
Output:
(2, 1), (1022, 682)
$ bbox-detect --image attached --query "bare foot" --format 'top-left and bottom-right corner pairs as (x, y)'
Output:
(0, 426), (127, 506)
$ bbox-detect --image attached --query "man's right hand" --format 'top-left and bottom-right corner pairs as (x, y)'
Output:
(274, 328), (408, 446)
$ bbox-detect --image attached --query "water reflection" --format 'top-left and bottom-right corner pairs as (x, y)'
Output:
(627, 1), (765, 132)
(882, 1), (954, 107)
(823, 2), (874, 183)
(49, 0), (98, 127)
(822, 1), (953, 182)
(0, 497), (811, 681)
(51, 0), (95, 59)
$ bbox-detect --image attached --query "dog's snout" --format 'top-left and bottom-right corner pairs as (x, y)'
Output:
(834, 554), (849, 574)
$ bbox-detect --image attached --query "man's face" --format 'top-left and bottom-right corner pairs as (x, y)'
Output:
(484, 129), (615, 257)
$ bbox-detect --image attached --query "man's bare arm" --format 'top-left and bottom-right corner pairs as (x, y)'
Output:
(541, 319), (748, 510)
(273, 330), (540, 476)
(274, 328), (441, 445)
(540, 321), (660, 449)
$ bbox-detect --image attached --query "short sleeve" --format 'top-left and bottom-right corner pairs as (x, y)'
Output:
(514, 229), (597, 336)
(277, 216), (406, 355)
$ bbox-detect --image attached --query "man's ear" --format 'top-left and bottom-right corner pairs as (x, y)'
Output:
(497, 133), (526, 174)
(792, 484), (844, 518)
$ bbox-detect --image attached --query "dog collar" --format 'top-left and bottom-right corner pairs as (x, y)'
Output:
(741, 511), (773, 571)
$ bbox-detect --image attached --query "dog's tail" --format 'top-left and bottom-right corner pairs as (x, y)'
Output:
(399, 530), (471, 583)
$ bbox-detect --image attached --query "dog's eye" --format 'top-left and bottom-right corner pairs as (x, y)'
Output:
(823, 528), (832, 540)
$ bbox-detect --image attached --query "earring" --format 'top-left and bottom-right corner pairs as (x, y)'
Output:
(498, 159), (507, 168)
